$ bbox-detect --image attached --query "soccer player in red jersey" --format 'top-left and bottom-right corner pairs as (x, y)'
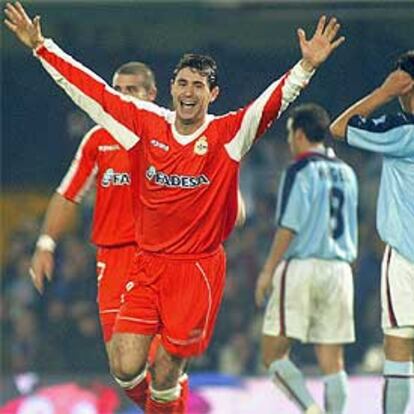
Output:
(27, 58), (245, 411)
(28, 61), (166, 410)
(5, 3), (344, 412)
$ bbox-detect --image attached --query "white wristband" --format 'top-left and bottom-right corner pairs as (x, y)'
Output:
(36, 234), (56, 253)
(291, 60), (316, 87)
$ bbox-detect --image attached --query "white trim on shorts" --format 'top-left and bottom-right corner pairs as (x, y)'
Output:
(381, 245), (414, 332)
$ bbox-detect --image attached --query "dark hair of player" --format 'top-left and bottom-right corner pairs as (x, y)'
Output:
(396, 50), (414, 79)
(115, 61), (157, 92)
(288, 103), (331, 143)
(172, 54), (218, 90)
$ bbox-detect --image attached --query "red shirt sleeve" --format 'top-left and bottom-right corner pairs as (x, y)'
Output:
(56, 126), (100, 203)
(35, 39), (173, 151)
(221, 62), (315, 162)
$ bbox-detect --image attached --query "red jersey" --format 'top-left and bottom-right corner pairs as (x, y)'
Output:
(57, 126), (135, 246)
(36, 40), (314, 254)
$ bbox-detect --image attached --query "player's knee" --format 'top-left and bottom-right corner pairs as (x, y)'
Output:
(261, 343), (289, 368)
(110, 349), (147, 381)
(315, 345), (344, 374)
(112, 367), (147, 391)
(262, 351), (283, 369)
(384, 333), (414, 360)
(111, 360), (146, 381)
(261, 337), (290, 368)
(111, 363), (147, 382)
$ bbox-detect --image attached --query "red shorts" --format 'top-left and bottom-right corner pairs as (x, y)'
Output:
(96, 243), (136, 342)
(114, 246), (226, 358)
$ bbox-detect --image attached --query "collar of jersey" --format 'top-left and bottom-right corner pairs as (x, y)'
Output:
(171, 114), (214, 146)
(294, 144), (335, 161)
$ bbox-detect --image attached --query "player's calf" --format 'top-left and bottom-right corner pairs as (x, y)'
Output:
(146, 345), (188, 413)
(263, 335), (321, 413)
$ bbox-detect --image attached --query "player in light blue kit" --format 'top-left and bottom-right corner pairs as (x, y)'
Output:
(256, 104), (358, 414)
(331, 51), (414, 414)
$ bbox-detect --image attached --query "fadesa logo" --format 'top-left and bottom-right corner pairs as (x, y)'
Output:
(145, 165), (209, 189)
(101, 168), (131, 187)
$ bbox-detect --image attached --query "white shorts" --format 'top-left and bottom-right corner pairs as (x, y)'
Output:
(262, 258), (355, 344)
(381, 245), (414, 333)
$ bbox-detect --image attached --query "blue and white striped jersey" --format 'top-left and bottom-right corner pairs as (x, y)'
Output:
(347, 112), (414, 262)
(276, 148), (358, 262)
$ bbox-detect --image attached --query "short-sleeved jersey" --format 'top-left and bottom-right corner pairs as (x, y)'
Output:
(276, 148), (358, 262)
(57, 126), (135, 247)
(35, 39), (314, 255)
(347, 112), (414, 262)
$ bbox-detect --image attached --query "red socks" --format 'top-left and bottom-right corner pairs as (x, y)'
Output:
(145, 394), (185, 414)
(124, 374), (188, 413)
(124, 372), (150, 410)
(144, 376), (189, 414)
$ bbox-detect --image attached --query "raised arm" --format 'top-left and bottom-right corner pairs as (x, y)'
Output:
(330, 70), (414, 140)
(224, 16), (345, 161)
(30, 193), (78, 294)
(4, 2), (159, 150)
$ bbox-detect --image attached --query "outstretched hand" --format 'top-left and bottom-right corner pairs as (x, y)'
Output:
(298, 15), (345, 71)
(4, 1), (44, 49)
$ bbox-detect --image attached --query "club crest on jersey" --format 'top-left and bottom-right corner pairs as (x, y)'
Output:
(146, 165), (210, 189)
(101, 168), (131, 187)
(194, 136), (208, 156)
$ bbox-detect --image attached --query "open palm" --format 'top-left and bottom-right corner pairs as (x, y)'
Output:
(4, 1), (44, 49)
(298, 16), (345, 69)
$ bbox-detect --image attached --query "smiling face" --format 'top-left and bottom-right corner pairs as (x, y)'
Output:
(171, 67), (219, 134)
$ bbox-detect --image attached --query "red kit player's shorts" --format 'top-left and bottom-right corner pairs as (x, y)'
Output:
(114, 246), (226, 358)
(96, 243), (137, 342)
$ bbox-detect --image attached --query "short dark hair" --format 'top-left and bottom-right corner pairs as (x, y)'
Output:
(172, 54), (218, 89)
(288, 103), (330, 143)
(114, 61), (156, 91)
(396, 50), (414, 79)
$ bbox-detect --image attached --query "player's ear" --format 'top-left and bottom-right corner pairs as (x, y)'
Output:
(148, 87), (157, 102)
(296, 128), (307, 142)
(210, 86), (220, 103)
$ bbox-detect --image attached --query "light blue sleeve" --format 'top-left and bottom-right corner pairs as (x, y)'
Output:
(277, 171), (311, 233)
(346, 113), (414, 157)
